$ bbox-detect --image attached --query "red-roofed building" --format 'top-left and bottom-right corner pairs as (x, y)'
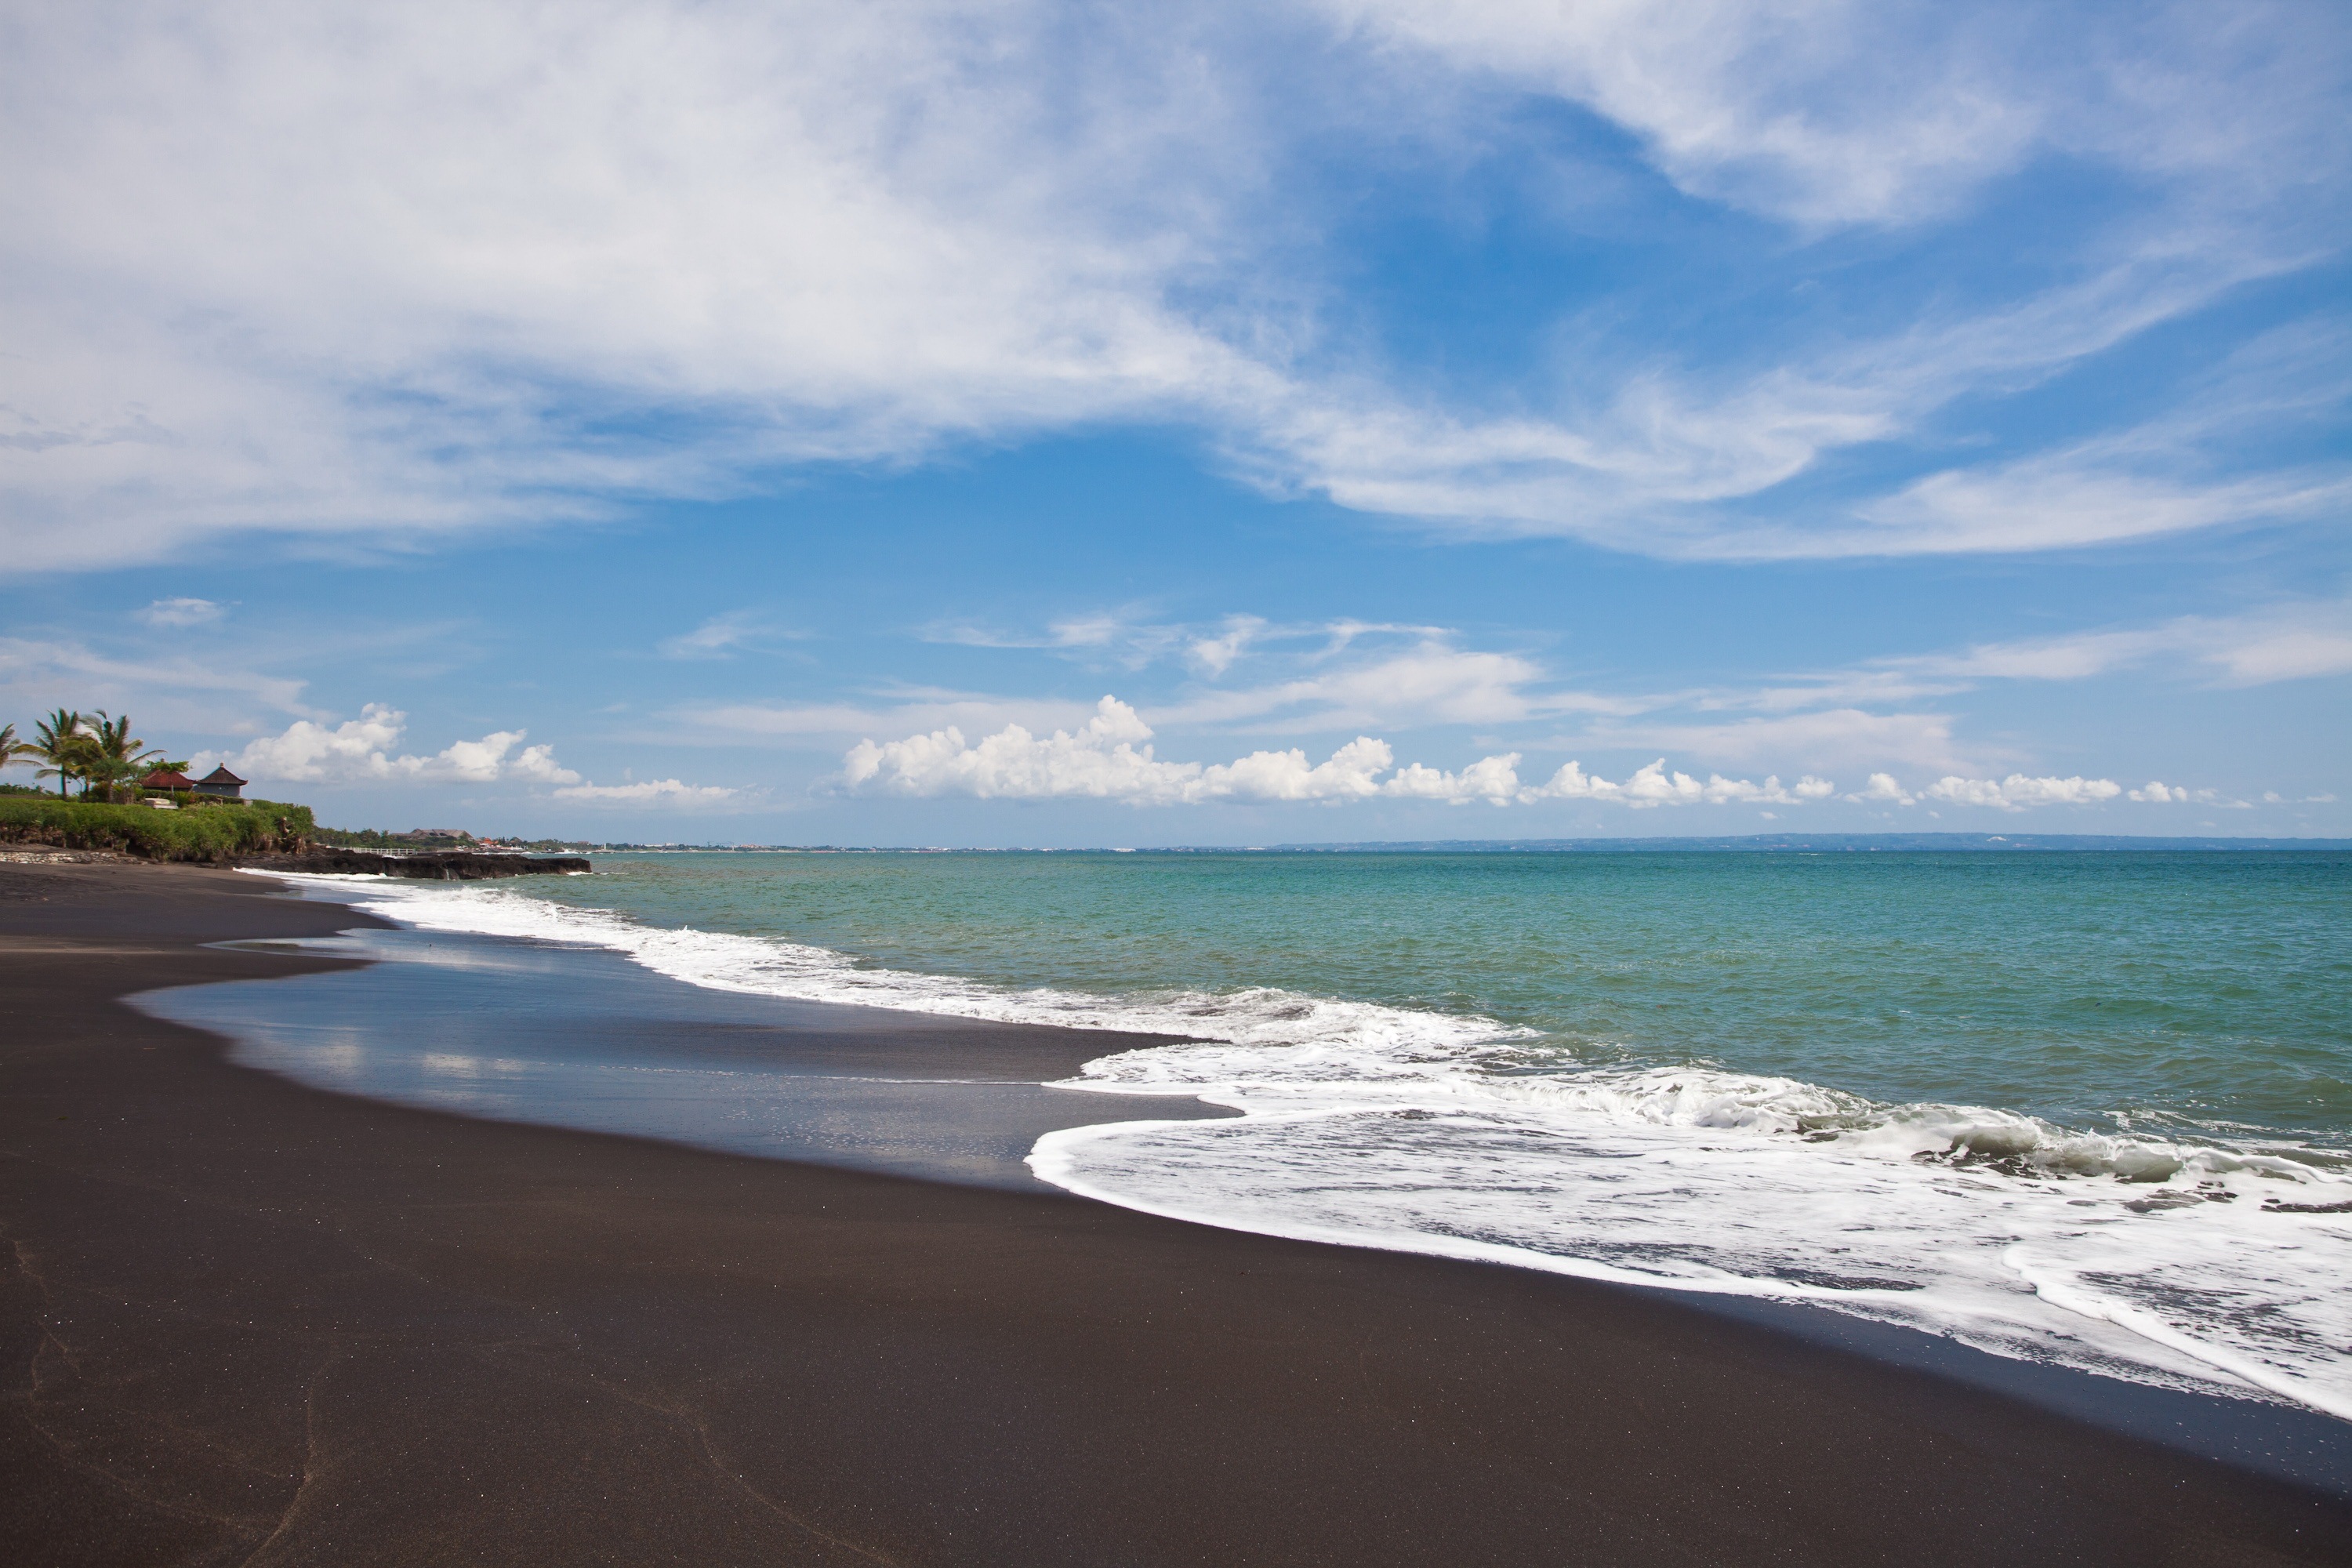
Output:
(140, 768), (197, 793)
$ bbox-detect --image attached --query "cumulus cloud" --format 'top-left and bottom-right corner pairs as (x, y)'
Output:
(842, 697), (1835, 808)
(209, 704), (583, 785)
(1919, 774), (2123, 811)
(1524, 760), (1835, 808)
(1851, 773), (2267, 811)
(2127, 781), (2224, 805)
(1847, 772), (1915, 804)
(843, 698), (1392, 805)
(208, 704), (744, 804)
(1384, 754), (1526, 806)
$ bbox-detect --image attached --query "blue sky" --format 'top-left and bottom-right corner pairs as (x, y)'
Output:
(3, 0), (2347, 843)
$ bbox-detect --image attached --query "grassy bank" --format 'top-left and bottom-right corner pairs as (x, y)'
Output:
(0, 797), (315, 862)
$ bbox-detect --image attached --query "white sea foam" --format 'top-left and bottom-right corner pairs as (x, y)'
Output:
(290, 873), (2352, 1420)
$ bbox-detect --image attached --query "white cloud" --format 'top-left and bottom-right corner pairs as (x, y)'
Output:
(2, 2), (2336, 570)
(1320, 0), (2038, 229)
(1321, 0), (2343, 230)
(691, 693), (1102, 744)
(1848, 771), (1915, 805)
(1187, 616), (1267, 677)
(553, 779), (739, 806)
(136, 597), (224, 629)
(843, 695), (1835, 808)
(1159, 641), (1553, 730)
(842, 697), (1397, 805)
(659, 612), (789, 660)
(209, 704), (583, 785)
(210, 703), (752, 805)
(1729, 598), (2352, 727)
(0, 634), (314, 727)
(2127, 781), (2225, 805)
(1523, 759), (1834, 808)
(1919, 774), (2122, 811)
(1842, 452), (2350, 559)
(507, 744), (581, 785)
(1854, 771), (2204, 811)
(1586, 708), (1968, 775)
(1902, 600), (2352, 690)
(1384, 753), (1525, 806)
(1, 2), (1283, 572)
(1290, 270), (2337, 560)
(2201, 622), (2352, 686)
(695, 624), (1621, 748)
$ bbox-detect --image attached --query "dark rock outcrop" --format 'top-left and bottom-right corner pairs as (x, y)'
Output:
(240, 849), (592, 880)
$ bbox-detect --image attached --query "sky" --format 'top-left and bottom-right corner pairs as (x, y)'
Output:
(2, 0), (2347, 845)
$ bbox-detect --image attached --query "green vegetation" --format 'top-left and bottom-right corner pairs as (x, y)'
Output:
(0, 706), (291, 862)
(0, 797), (314, 862)
(311, 826), (477, 850)
(14, 709), (184, 803)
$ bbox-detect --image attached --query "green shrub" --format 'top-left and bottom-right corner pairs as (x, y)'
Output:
(0, 797), (316, 862)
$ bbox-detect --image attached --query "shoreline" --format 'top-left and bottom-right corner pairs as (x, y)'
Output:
(130, 914), (1243, 1194)
(6, 858), (2351, 1563)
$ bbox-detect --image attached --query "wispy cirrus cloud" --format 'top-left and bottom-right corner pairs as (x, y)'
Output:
(3, 2), (2340, 572)
(658, 611), (803, 660)
(135, 597), (226, 629)
(1576, 708), (1972, 776)
(0, 634), (317, 726)
(553, 779), (742, 807)
(706, 593), (2350, 797)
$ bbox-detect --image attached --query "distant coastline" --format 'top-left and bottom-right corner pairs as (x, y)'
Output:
(557, 833), (2352, 854)
(1264, 832), (2352, 852)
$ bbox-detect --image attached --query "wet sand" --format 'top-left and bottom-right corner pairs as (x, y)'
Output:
(5, 858), (2350, 1565)
(129, 920), (1240, 1193)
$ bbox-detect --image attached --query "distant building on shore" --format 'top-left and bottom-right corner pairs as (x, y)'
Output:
(142, 766), (247, 800)
(399, 828), (473, 844)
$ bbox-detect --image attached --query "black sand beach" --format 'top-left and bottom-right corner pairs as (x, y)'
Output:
(6, 859), (2351, 1565)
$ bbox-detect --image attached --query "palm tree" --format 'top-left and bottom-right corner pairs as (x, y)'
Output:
(31, 710), (85, 798)
(0, 723), (23, 776)
(79, 713), (179, 804)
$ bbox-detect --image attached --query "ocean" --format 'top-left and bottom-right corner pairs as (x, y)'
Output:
(216, 848), (2352, 1420)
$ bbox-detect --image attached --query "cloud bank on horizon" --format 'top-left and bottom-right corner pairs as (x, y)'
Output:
(838, 695), (2234, 815)
(3, 0), (2344, 571)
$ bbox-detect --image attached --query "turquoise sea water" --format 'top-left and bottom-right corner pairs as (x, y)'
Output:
(502, 850), (2352, 1145)
(287, 848), (2352, 1417)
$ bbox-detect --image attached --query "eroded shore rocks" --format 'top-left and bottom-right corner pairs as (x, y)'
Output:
(239, 849), (592, 879)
